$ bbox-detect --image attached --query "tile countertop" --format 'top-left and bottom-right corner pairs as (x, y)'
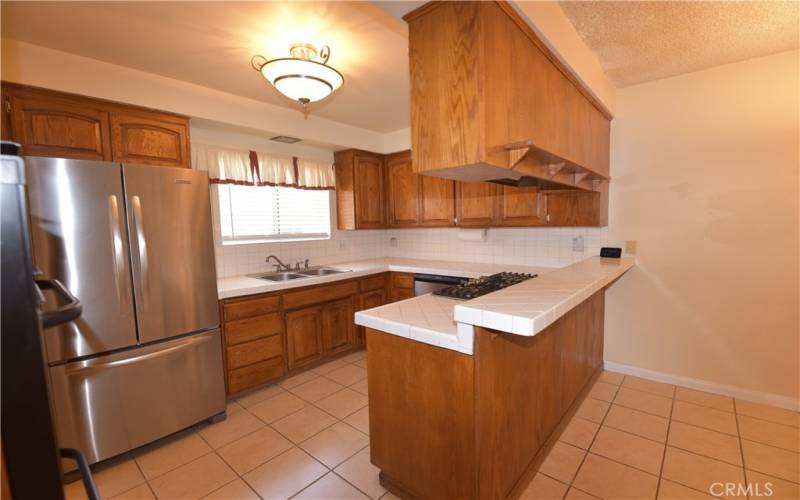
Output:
(355, 256), (634, 355)
(217, 258), (554, 300)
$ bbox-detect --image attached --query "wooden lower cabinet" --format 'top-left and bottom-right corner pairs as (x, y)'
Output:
(285, 306), (324, 370)
(389, 272), (414, 302)
(357, 288), (386, 344)
(321, 298), (355, 354)
(228, 358), (284, 395)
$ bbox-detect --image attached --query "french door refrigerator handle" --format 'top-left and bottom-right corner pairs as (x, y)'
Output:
(130, 195), (149, 309)
(107, 194), (129, 315)
(35, 279), (82, 328)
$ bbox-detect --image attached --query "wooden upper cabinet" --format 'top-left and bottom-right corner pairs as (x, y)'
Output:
(334, 150), (386, 230)
(6, 91), (112, 160)
(455, 181), (500, 227)
(110, 111), (190, 168)
(499, 186), (544, 226)
(419, 174), (455, 226)
(1, 83), (191, 168)
(387, 151), (420, 227)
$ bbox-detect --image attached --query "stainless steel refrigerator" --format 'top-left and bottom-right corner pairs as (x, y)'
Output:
(25, 157), (226, 466)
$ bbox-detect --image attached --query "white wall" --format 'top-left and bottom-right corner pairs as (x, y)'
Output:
(605, 50), (800, 404)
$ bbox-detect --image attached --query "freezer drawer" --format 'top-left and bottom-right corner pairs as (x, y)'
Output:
(49, 329), (226, 465)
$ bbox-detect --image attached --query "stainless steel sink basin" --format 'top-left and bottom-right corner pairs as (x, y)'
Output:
(252, 272), (309, 282)
(297, 267), (351, 277)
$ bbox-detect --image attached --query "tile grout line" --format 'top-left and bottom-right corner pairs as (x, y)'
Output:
(653, 381), (676, 499)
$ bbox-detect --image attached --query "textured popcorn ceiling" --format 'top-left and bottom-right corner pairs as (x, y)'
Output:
(558, 1), (800, 87)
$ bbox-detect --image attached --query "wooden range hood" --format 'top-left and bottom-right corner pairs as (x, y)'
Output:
(404, 1), (612, 192)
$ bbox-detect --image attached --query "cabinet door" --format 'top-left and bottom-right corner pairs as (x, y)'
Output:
(110, 111), (190, 168)
(455, 181), (500, 227)
(499, 186), (544, 226)
(419, 175), (455, 226)
(285, 306), (323, 370)
(7, 92), (112, 160)
(354, 154), (386, 228)
(357, 289), (386, 345)
(545, 191), (602, 227)
(321, 297), (354, 355)
(387, 152), (420, 227)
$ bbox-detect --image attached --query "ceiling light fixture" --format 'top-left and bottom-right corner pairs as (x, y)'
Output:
(251, 43), (344, 117)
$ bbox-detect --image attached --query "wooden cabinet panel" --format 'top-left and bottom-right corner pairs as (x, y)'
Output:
(360, 273), (388, 292)
(226, 335), (283, 370)
(283, 281), (358, 310)
(223, 295), (280, 321)
(321, 297), (354, 354)
(546, 191), (603, 227)
(419, 175), (455, 226)
(455, 181), (500, 227)
(7, 92), (111, 160)
(391, 273), (414, 290)
(286, 306), (323, 369)
(110, 112), (190, 168)
(225, 313), (283, 346)
(499, 186), (544, 226)
(228, 357), (284, 394)
(387, 151), (420, 227)
(354, 154), (386, 228)
(357, 288), (386, 345)
(390, 288), (415, 302)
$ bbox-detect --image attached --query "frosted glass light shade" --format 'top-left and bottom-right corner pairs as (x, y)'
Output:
(260, 58), (344, 103)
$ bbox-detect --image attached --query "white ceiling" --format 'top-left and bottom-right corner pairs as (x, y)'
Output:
(559, 0), (800, 88)
(0, 1), (411, 133)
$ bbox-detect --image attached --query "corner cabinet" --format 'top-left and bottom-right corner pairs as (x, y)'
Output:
(1, 82), (191, 168)
(334, 149), (386, 229)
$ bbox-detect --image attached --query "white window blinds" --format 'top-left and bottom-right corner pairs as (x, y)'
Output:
(218, 184), (331, 242)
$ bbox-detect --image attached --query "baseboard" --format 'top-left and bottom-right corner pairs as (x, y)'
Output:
(603, 360), (800, 412)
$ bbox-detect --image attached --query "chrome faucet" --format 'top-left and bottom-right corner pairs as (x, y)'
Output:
(265, 255), (290, 272)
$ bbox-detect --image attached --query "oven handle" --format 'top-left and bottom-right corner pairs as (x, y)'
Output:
(35, 279), (82, 329)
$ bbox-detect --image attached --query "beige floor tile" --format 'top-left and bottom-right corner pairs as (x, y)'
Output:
(326, 364), (368, 386)
(350, 378), (369, 396)
(312, 359), (351, 375)
(315, 388), (369, 419)
(622, 376), (675, 398)
(235, 384), (286, 408)
(604, 404), (669, 442)
(295, 472), (369, 499)
(201, 478), (259, 500)
(272, 405), (339, 443)
(574, 397), (610, 424)
(279, 370), (319, 390)
(227, 400), (245, 415)
(198, 409), (265, 449)
(217, 426), (293, 474)
(343, 405), (370, 435)
(657, 479), (713, 499)
(380, 492), (402, 500)
(559, 417), (599, 450)
(590, 426), (665, 474)
(110, 483), (156, 500)
(746, 470), (800, 500)
(671, 400), (738, 436)
(741, 439), (800, 483)
(65, 455), (145, 500)
(300, 421), (370, 468)
(668, 421), (742, 466)
(661, 447), (745, 496)
(587, 381), (619, 402)
(290, 376), (346, 402)
(597, 370), (624, 385)
(149, 453), (237, 500)
(243, 447), (327, 499)
(564, 487), (600, 499)
(614, 387), (673, 418)
(573, 453), (659, 499)
(338, 350), (367, 364)
(334, 447), (385, 499)
(354, 358), (367, 369)
(738, 414), (799, 452)
(248, 391), (308, 424)
(735, 400), (800, 428)
(675, 387), (734, 413)
(133, 431), (211, 480)
(537, 442), (587, 484)
(519, 473), (569, 500)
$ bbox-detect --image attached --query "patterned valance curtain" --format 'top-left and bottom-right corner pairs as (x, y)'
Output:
(192, 143), (335, 190)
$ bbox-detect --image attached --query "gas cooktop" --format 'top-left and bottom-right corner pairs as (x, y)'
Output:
(433, 272), (537, 300)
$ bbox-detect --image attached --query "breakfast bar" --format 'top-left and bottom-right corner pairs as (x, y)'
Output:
(356, 257), (634, 500)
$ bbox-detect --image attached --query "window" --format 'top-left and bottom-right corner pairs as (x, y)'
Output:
(218, 184), (331, 243)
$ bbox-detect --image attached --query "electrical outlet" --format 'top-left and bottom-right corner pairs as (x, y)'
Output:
(625, 240), (637, 254)
(572, 236), (584, 252)
(389, 237), (398, 248)
(338, 240), (346, 249)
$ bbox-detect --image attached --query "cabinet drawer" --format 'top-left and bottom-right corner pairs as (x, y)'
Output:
(225, 313), (282, 346)
(283, 281), (359, 310)
(223, 295), (280, 321)
(227, 357), (284, 394)
(360, 273), (387, 292)
(226, 335), (283, 370)
(392, 273), (414, 290)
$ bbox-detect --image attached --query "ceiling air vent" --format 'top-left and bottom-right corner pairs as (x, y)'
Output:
(270, 135), (302, 144)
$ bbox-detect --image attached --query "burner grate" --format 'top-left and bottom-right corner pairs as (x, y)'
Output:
(433, 272), (536, 300)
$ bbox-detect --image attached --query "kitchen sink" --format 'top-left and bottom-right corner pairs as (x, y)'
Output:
(297, 267), (351, 277)
(253, 272), (310, 282)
